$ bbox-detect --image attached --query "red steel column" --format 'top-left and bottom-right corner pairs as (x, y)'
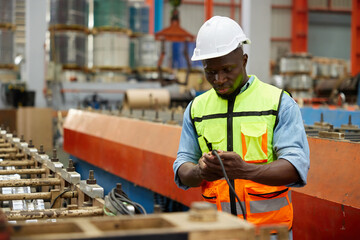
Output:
(351, 0), (360, 76)
(205, 0), (213, 21)
(291, 0), (308, 52)
(146, 0), (154, 34)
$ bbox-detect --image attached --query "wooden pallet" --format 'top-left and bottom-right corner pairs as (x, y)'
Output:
(7, 210), (288, 240)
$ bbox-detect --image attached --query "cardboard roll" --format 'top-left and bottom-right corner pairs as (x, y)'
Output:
(124, 89), (170, 109)
(93, 32), (130, 68)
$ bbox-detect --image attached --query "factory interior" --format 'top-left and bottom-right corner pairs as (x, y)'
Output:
(0, 0), (359, 239)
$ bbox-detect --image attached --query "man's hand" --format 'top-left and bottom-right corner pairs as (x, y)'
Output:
(200, 151), (251, 180)
(178, 151), (300, 187)
(198, 152), (223, 181)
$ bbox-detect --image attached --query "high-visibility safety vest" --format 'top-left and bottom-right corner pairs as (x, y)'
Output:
(190, 75), (293, 229)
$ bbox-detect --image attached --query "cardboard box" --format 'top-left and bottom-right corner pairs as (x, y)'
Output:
(0, 109), (17, 133)
(17, 107), (53, 152)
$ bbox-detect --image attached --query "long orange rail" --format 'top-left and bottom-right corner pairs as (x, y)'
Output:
(63, 109), (202, 206)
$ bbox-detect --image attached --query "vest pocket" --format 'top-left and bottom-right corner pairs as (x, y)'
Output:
(201, 186), (219, 207)
(244, 184), (292, 228)
(240, 122), (268, 163)
(198, 123), (225, 152)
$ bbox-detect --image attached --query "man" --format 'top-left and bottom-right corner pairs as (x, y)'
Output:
(173, 16), (310, 236)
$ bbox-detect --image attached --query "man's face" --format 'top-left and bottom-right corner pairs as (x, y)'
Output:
(202, 47), (248, 97)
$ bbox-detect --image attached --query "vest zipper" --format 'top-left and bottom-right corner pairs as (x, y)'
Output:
(227, 97), (237, 216)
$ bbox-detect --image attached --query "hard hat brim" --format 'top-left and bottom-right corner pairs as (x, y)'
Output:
(191, 39), (251, 61)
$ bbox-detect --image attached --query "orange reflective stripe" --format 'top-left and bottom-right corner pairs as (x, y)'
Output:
(262, 129), (267, 156)
(241, 130), (268, 163)
(241, 132), (247, 159)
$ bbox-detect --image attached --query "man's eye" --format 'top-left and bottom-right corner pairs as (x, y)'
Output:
(206, 70), (216, 75)
(223, 67), (233, 73)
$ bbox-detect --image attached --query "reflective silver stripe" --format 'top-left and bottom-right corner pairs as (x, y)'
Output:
(220, 201), (247, 215)
(288, 190), (292, 202)
(250, 196), (289, 214)
(208, 202), (217, 209)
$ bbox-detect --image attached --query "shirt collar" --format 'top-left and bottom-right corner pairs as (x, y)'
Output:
(239, 75), (255, 94)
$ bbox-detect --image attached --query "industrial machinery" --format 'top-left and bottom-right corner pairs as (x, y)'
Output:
(0, 127), (105, 223)
(0, 123), (289, 240)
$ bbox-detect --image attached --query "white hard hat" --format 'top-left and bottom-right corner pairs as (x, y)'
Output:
(191, 16), (251, 61)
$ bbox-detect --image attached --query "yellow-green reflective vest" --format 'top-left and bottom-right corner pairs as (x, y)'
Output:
(191, 75), (293, 228)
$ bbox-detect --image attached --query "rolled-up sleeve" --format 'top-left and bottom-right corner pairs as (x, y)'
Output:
(273, 94), (310, 187)
(173, 103), (202, 190)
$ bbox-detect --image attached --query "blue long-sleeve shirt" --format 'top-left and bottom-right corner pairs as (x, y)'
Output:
(173, 76), (310, 190)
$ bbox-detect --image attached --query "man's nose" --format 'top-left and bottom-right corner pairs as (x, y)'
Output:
(214, 71), (227, 84)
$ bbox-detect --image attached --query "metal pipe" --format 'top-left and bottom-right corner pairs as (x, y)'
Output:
(6, 207), (104, 220)
(0, 143), (11, 148)
(0, 160), (35, 167)
(0, 168), (46, 175)
(0, 178), (61, 187)
(0, 191), (78, 201)
(0, 148), (17, 153)
(0, 153), (25, 159)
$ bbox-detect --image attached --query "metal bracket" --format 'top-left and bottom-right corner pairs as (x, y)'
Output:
(60, 169), (81, 184)
(79, 180), (104, 198)
(46, 161), (63, 173)
(35, 154), (50, 164)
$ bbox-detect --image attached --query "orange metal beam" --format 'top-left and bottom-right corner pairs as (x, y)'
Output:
(351, 0), (360, 76)
(63, 110), (202, 206)
(294, 137), (360, 209)
(291, 0), (308, 53)
(64, 110), (360, 212)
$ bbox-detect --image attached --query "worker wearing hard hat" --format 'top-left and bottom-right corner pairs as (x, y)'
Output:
(173, 16), (310, 238)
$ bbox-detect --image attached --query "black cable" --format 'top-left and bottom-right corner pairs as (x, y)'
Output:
(212, 150), (247, 220)
(50, 188), (72, 208)
(107, 188), (147, 215)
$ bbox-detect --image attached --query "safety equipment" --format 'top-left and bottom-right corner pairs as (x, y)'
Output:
(191, 75), (293, 229)
(191, 16), (251, 61)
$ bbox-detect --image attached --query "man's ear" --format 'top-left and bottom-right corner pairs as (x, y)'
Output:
(243, 54), (248, 68)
